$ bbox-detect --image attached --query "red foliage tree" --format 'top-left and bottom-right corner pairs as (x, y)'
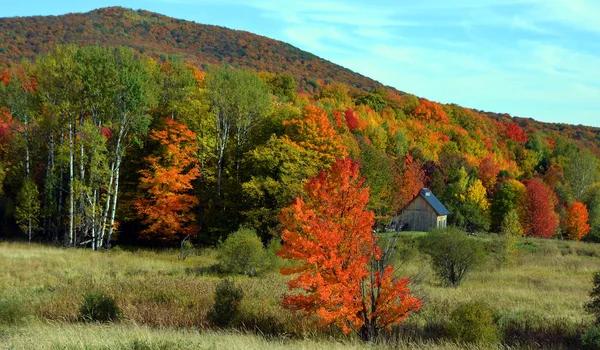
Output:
(344, 107), (360, 131)
(505, 122), (528, 143)
(394, 153), (426, 211)
(279, 158), (421, 341)
(522, 179), (559, 238)
(136, 119), (200, 241)
(564, 201), (590, 241)
(478, 154), (500, 193)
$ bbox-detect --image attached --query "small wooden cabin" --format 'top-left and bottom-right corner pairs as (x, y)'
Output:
(391, 188), (449, 232)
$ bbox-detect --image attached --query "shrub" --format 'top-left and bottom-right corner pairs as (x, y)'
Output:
(582, 325), (600, 349)
(446, 301), (499, 344)
(207, 278), (244, 328)
(78, 291), (121, 323)
(420, 227), (486, 286)
(0, 298), (29, 326)
(217, 227), (267, 276)
(585, 271), (600, 325)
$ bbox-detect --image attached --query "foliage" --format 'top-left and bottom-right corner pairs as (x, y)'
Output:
(217, 227), (267, 276)
(78, 291), (121, 323)
(207, 278), (244, 328)
(420, 227), (486, 286)
(498, 209), (523, 266)
(522, 179), (559, 238)
(136, 119), (200, 241)
(14, 178), (40, 241)
(564, 201), (591, 241)
(491, 179), (526, 232)
(446, 301), (499, 344)
(585, 271), (600, 325)
(279, 158), (421, 340)
(581, 325), (600, 349)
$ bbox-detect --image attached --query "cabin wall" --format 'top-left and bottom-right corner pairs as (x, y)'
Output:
(397, 197), (439, 232)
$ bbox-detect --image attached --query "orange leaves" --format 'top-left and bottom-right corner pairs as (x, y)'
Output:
(279, 158), (374, 332)
(478, 154), (500, 193)
(564, 201), (590, 241)
(413, 98), (449, 124)
(283, 105), (347, 164)
(394, 153), (426, 211)
(279, 158), (420, 336)
(505, 122), (528, 143)
(522, 179), (559, 238)
(136, 119), (200, 241)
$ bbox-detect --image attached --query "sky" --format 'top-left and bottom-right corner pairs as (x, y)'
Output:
(3, 0), (600, 127)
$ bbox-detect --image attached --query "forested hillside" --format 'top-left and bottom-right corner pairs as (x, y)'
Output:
(0, 7), (382, 93)
(0, 9), (599, 248)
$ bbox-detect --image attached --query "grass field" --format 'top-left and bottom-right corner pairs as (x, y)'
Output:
(0, 235), (598, 349)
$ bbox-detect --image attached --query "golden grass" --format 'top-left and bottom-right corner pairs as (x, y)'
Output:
(0, 237), (598, 348)
(0, 322), (493, 350)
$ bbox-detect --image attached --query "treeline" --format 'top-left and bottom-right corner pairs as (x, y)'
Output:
(0, 45), (599, 246)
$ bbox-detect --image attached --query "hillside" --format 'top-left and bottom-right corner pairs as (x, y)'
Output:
(0, 6), (383, 93)
(0, 9), (600, 248)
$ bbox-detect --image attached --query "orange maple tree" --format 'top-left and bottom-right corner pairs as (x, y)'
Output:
(136, 119), (200, 241)
(394, 153), (426, 211)
(522, 179), (559, 238)
(279, 158), (421, 341)
(564, 201), (590, 241)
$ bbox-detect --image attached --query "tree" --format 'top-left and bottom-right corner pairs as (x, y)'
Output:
(522, 179), (559, 238)
(564, 149), (599, 201)
(499, 209), (523, 265)
(205, 66), (271, 197)
(491, 179), (526, 232)
(14, 178), (40, 242)
(136, 119), (200, 242)
(420, 227), (486, 286)
(279, 158), (421, 341)
(563, 201), (590, 241)
(394, 153), (426, 211)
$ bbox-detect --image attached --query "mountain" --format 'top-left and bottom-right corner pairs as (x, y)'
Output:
(0, 6), (384, 94)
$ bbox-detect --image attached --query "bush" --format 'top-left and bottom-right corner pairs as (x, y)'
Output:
(78, 291), (121, 323)
(0, 298), (29, 326)
(582, 325), (600, 349)
(207, 278), (244, 328)
(446, 301), (499, 344)
(585, 271), (600, 325)
(420, 227), (486, 286)
(217, 227), (267, 276)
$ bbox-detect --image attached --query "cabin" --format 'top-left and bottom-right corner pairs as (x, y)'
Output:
(391, 188), (450, 232)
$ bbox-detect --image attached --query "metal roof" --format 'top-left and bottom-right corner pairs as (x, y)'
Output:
(419, 188), (450, 216)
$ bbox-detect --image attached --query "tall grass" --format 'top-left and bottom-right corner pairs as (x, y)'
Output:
(0, 237), (598, 348)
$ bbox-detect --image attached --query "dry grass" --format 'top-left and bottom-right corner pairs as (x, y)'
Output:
(0, 322), (494, 350)
(0, 237), (598, 349)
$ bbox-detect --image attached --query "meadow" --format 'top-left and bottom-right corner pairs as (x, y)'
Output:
(0, 236), (598, 349)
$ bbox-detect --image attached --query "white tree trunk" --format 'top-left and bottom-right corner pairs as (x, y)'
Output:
(68, 114), (74, 246)
(106, 155), (121, 248)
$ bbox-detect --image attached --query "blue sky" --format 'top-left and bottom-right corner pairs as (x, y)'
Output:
(3, 0), (600, 127)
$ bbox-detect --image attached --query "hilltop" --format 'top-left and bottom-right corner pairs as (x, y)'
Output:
(0, 6), (383, 93)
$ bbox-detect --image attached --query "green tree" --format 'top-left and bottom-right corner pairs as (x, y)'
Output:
(420, 227), (486, 286)
(205, 66), (271, 197)
(564, 149), (600, 201)
(14, 179), (40, 242)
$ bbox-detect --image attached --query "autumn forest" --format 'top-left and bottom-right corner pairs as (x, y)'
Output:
(1, 6), (600, 350)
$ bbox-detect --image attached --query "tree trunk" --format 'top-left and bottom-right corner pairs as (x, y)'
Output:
(68, 114), (75, 246)
(106, 155), (121, 248)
